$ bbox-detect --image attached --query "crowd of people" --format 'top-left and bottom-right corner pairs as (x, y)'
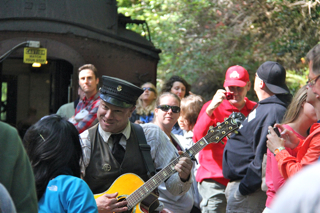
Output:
(2, 43), (320, 213)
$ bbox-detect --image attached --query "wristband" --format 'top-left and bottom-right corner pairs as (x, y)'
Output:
(274, 146), (285, 156)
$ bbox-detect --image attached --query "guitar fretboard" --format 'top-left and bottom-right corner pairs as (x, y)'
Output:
(126, 138), (209, 209)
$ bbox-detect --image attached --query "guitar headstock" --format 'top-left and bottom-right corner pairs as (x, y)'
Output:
(204, 112), (245, 144)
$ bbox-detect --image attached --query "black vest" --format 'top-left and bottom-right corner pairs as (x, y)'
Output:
(84, 123), (149, 194)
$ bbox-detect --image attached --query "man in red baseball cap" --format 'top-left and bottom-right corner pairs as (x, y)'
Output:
(193, 65), (257, 212)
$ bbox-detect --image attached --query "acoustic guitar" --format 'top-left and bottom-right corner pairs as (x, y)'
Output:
(94, 112), (245, 213)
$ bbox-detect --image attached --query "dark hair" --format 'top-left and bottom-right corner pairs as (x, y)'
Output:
(180, 94), (205, 128)
(306, 44), (320, 75)
(161, 76), (191, 97)
(78, 64), (98, 79)
(23, 114), (82, 200)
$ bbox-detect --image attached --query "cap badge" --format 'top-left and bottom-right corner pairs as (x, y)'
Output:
(117, 85), (122, 92)
(230, 71), (240, 79)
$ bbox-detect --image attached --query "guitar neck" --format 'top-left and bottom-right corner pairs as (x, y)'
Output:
(126, 138), (208, 210)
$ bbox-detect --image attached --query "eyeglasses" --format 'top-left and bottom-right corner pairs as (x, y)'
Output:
(142, 87), (156, 93)
(306, 74), (320, 87)
(157, 105), (180, 113)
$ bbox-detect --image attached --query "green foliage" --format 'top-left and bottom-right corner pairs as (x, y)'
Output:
(286, 67), (308, 94)
(118, 0), (320, 101)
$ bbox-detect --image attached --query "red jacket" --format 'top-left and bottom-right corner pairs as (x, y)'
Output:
(276, 123), (320, 179)
(193, 98), (256, 185)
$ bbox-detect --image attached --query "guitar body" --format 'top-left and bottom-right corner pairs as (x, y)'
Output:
(94, 173), (158, 213)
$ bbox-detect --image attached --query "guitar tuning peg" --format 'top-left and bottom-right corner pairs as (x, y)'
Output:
(209, 126), (214, 130)
(217, 122), (221, 126)
(220, 141), (225, 145)
(226, 135), (230, 140)
(234, 131), (239, 134)
(224, 118), (227, 121)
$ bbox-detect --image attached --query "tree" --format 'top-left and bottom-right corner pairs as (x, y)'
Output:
(118, 0), (320, 101)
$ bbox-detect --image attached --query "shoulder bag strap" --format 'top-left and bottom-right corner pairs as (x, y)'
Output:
(131, 123), (156, 178)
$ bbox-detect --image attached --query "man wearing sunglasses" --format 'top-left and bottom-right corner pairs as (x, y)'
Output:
(222, 61), (292, 212)
(79, 76), (193, 213)
(193, 65), (257, 213)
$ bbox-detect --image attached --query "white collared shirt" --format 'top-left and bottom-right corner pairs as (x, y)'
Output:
(97, 121), (131, 150)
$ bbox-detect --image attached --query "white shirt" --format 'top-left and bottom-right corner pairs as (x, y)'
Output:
(271, 161), (320, 212)
(175, 131), (202, 209)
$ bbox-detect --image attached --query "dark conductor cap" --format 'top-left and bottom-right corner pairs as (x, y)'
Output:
(99, 76), (144, 108)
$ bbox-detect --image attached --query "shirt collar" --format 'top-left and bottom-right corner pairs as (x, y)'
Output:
(98, 121), (131, 143)
(82, 92), (100, 103)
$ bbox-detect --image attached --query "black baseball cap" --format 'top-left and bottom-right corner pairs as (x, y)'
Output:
(99, 76), (144, 108)
(257, 61), (290, 94)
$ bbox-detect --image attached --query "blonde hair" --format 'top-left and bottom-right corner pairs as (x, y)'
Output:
(136, 82), (157, 115)
(180, 94), (205, 128)
(281, 85), (307, 124)
(156, 92), (180, 107)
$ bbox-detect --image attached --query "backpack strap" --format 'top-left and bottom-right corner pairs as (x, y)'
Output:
(131, 123), (156, 178)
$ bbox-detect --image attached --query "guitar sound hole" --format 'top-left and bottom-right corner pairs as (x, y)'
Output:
(117, 196), (130, 213)
(117, 196), (127, 202)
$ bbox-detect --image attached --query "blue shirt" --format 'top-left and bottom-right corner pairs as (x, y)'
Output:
(140, 112), (154, 123)
(38, 175), (97, 213)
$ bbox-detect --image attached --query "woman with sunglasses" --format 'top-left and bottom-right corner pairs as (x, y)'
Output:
(23, 115), (98, 212)
(130, 82), (158, 124)
(161, 76), (191, 135)
(153, 92), (194, 213)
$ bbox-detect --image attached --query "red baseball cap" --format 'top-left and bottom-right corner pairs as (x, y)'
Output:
(223, 65), (249, 87)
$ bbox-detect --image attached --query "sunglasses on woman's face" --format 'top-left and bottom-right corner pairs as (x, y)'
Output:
(157, 105), (180, 113)
(142, 87), (156, 93)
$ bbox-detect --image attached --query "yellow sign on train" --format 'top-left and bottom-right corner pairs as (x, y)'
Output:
(23, 47), (47, 64)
